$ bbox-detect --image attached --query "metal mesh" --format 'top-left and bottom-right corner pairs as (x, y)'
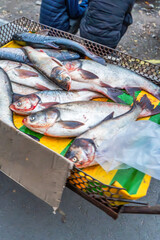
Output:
(0, 17), (159, 84)
(0, 17), (157, 213)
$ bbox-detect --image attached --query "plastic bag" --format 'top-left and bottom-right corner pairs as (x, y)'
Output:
(95, 120), (160, 180)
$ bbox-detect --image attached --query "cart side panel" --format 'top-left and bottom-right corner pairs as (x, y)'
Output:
(0, 120), (73, 210)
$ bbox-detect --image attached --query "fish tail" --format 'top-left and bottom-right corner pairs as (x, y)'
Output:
(101, 87), (125, 103)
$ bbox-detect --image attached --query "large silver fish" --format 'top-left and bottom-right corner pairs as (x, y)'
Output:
(64, 59), (160, 100)
(23, 46), (71, 90)
(65, 99), (145, 168)
(22, 98), (154, 137)
(13, 32), (106, 65)
(0, 60), (60, 90)
(0, 68), (14, 127)
(0, 48), (80, 63)
(10, 90), (104, 115)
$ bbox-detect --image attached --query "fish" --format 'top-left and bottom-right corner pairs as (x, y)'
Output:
(11, 82), (37, 95)
(65, 98), (146, 168)
(10, 90), (105, 115)
(0, 48), (80, 63)
(0, 68), (14, 127)
(12, 32), (106, 65)
(0, 60), (60, 90)
(22, 97), (153, 137)
(63, 59), (160, 100)
(23, 46), (71, 90)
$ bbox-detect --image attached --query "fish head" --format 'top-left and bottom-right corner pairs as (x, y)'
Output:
(10, 94), (40, 115)
(22, 108), (60, 131)
(51, 66), (71, 90)
(65, 138), (96, 168)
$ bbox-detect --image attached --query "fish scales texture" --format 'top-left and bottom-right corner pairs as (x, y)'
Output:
(11, 82), (37, 95)
(64, 59), (160, 100)
(0, 60), (60, 90)
(0, 48), (80, 63)
(13, 32), (106, 65)
(0, 68), (14, 127)
(65, 102), (142, 168)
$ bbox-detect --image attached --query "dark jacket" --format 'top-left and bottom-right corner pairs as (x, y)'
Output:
(40, 0), (88, 31)
(80, 0), (135, 48)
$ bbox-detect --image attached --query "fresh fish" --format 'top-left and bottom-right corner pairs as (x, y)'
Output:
(65, 99), (145, 168)
(13, 32), (106, 65)
(22, 98), (152, 137)
(64, 59), (160, 100)
(0, 68), (14, 127)
(10, 90), (104, 115)
(11, 82), (37, 95)
(0, 60), (60, 90)
(0, 48), (80, 63)
(23, 46), (71, 90)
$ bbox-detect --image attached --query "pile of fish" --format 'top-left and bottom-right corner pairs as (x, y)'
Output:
(1, 31), (160, 169)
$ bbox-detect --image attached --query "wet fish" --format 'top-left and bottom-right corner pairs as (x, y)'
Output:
(0, 60), (60, 90)
(64, 59), (160, 100)
(11, 82), (37, 95)
(23, 46), (71, 90)
(65, 99), (145, 168)
(0, 48), (80, 63)
(13, 32), (106, 65)
(0, 68), (14, 127)
(22, 98), (153, 137)
(10, 90), (104, 115)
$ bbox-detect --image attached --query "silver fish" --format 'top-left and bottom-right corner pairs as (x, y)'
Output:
(0, 48), (80, 63)
(22, 98), (152, 137)
(10, 90), (104, 115)
(0, 68), (14, 127)
(65, 100), (145, 168)
(64, 59), (160, 100)
(0, 60), (60, 90)
(23, 46), (71, 90)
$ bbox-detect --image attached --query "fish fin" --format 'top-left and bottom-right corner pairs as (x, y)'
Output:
(36, 29), (49, 36)
(136, 94), (154, 111)
(45, 42), (60, 49)
(77, 69), (99, 80)
(59, 121), (84, 129)
(139, 96), (160, 117)
(35, 84), (50, 90)
(40, 102), (59, 108)
(101, 87), (125, 104)
(125, 87), (141, 96)
(14, 69), (39, 78)
(12, 93), (24, 101)
(103, 112), (114, 121)
(51, 57), (63, 66)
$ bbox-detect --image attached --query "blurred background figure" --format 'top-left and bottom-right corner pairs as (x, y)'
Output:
(80, 0), (135, 49)
(40, 0), (88, 34)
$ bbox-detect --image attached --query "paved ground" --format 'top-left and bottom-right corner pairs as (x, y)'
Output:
(0, 0), (160, 239)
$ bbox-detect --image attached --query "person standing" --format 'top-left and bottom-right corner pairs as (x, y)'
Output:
(40, 0), (88, 34)
(80, 0), (135, 48)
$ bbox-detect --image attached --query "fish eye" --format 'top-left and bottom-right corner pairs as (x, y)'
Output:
(29, 115), (36, 122)
(65, 76), (70, 82)
(72, 157), (78, 163)
(16, 101), (22, 107)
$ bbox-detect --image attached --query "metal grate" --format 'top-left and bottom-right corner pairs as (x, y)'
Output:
(0, 17), (159, 217)
(0, 17), (159, 84)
